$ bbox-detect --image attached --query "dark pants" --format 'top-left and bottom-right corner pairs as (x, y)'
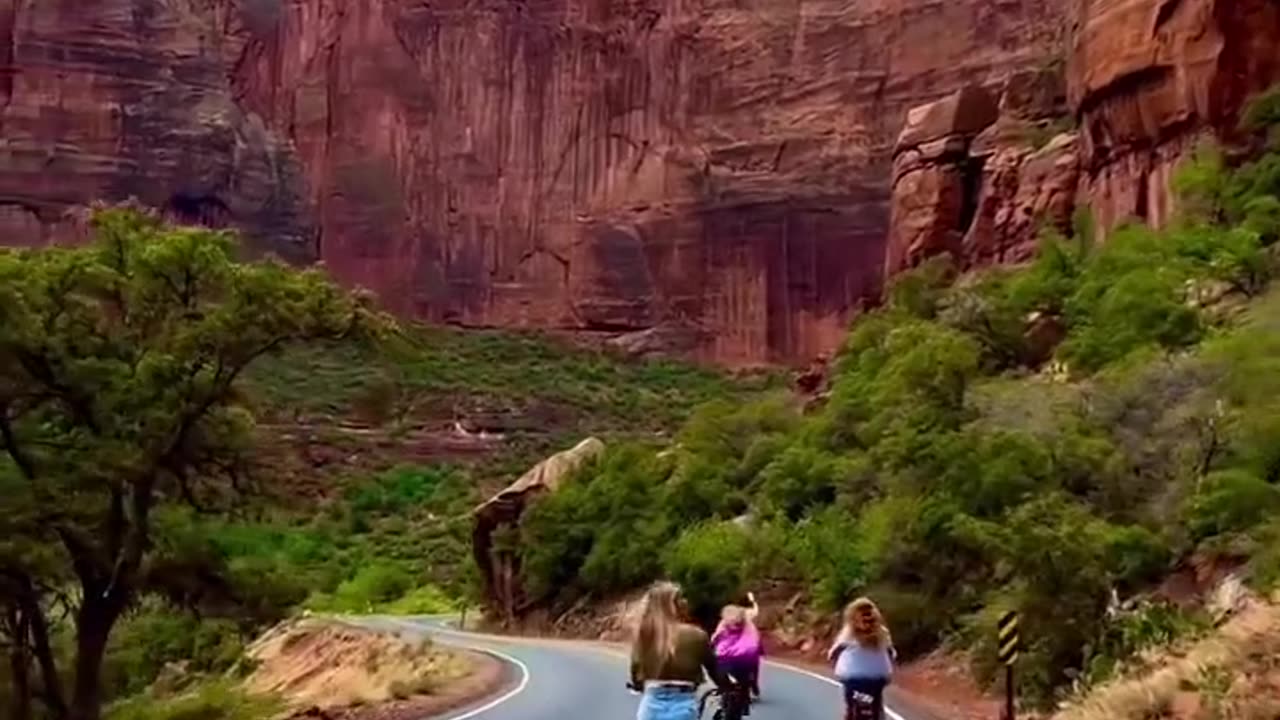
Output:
(719, 657), (758, 715)
(840, 677), (888, 720)
(720, 657), (758, 690)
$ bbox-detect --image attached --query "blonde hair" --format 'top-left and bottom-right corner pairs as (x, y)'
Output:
(843, 597), (891, 649)
(635, 581), (685, 676)
(721, 604), (746, 627)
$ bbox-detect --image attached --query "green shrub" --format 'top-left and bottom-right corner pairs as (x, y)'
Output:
(1184, 469), (1280, 541)
(1058, 225), (1203, 371)
(103, 608), (246, 700)
(1083, 601), (1207, 687)
(1247, 519), (1280, 590)
(519, 444), (670, 602)
(347, 465), (468, 517)
(106, 680), (281, 720)
(787, 507), (868, 611)
(755, 444), (858, 521)
(664, 522), (752, 621)
(308, 563), (416, 612)
(382, 585), (458, 615)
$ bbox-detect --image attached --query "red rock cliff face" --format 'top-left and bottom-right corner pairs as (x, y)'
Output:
(1070, 0), (1280, 234)
(0, 0), (315, 260)
(0, 0), (1070, 365)
(882, 0), (1280, 279)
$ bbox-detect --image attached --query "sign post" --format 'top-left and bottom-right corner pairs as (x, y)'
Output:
(997, 611), (1020, 720)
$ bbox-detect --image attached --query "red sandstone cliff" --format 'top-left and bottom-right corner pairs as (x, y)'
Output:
(882, 0), (1280, 276)
(1070, 0), (1280, 234)
(1, 1), (1276, 365)
(0, 0), (1068, 365)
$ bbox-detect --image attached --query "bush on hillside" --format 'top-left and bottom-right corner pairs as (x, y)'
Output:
(664, 522), (752, 622)
(307, 563), (416, 612)
(103, 608), (247, 700)
(786, 507), (868, 611)
(1184, 469), (1280, 541)
(106, 680), (281, 720)
(500, 84), (1280, 708)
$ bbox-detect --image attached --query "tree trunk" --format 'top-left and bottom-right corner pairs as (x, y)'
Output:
(68, 599), (121, 720)
(12, 575), (67, 720)
(30, 604), (67, 720)
(8, 607), (32, 720)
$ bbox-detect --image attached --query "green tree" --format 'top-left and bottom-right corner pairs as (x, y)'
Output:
(0, 207), (384, 720)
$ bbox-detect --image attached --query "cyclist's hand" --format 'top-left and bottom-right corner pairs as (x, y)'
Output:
(747, 591), (756, 603)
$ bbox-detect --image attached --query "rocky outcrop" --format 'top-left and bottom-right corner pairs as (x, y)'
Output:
(0, 0), (314, 260)
(886, 76), (1081, 275)
(889, 0), (1280, 276)
(1069, 0), (1280, 235)
(472, 437), (605, 620)
(885, 86), (1000, 276)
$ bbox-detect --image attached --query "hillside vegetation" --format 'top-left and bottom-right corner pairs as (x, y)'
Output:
(513, 88), (1280, 706)
(0, 209), (770, 720)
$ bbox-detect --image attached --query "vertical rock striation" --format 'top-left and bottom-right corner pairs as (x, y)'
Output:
(1069, 0), (1280, 235)
(0, 0), (1070, 365)
(0, 0), (314, 259)
(5, 0), (1279, 365)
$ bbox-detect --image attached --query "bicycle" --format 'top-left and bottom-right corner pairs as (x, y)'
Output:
(698, 682), (750, 720)
(844, 688), (882, 720)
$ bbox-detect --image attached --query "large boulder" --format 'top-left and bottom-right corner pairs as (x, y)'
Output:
(472, 437), (606, 620)
(886, 72), (1083, 275)
(885, 86), (998, 276)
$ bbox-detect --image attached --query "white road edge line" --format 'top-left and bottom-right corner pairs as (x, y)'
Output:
(382, 618), (531, 720)
(763, 659), (907, 720)
(395, 617), (906, 720)
(438, 645), (530, 720)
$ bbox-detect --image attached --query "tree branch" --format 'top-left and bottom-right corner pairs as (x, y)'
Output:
(0, 405), (37, 480)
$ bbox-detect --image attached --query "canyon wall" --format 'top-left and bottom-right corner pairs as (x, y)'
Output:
(883, 0), (1280, 276)
(2, 0), (1277, 365)
(0, 1), (315, 261)
(0, 0), (1068, 365)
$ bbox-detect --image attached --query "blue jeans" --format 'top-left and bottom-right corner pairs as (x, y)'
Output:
(637, 685), (699, 720)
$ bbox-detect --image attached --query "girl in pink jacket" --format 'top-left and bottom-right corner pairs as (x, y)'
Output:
(711, 592), (763, 705)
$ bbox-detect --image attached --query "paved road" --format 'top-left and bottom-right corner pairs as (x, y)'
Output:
(368, 617), (910, 720)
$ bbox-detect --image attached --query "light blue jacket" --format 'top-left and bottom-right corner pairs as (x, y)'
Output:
(828, 629), (894, 681)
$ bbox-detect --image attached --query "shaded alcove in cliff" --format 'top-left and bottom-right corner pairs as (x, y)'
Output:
(958, 156), (987, 236)
(167, 194), (231, 228)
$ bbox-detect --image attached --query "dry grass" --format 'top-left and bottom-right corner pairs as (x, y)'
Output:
(1054, 595), (1280, 720)
(244, 619), (472, 710)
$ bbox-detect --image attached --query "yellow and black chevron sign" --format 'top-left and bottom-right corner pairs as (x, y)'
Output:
(997, 611), (1020, 666)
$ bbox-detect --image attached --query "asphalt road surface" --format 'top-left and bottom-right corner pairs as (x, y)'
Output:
(369, 617), (912, 720)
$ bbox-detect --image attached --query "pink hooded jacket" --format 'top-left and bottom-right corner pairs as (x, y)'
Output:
(712, 622), (763, 661)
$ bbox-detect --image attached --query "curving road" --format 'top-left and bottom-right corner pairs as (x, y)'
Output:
(365, 617), (916, 720)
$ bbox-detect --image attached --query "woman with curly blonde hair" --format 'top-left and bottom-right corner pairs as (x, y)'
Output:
(827, 597), (896, 720)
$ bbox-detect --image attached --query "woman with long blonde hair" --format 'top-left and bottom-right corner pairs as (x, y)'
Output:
(630, 581), (723, 720)
(827, 597), (896, 720)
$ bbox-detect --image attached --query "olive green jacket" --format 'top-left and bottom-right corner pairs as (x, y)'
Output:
(630, 623), (723, 688)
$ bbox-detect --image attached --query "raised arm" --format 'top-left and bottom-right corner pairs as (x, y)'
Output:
(745, 592), (760, 622)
